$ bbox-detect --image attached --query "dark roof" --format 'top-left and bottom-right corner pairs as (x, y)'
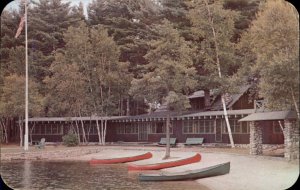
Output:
(211, 85), (252, 110)
(113, 109), (254, 121)
(28, 116), (125, 122)
(239, 110), (297, 122)
(180, 109), (254, 118)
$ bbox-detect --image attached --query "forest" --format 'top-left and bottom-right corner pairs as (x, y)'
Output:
(0, 0), (299, 143)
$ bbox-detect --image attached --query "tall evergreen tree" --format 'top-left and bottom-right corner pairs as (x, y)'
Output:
(224, 0), (261, 42)
(88, 0), (161, 115)
(27, 0), (81, 90)
(188, 0), (241, 147)
(130, 20), (197, 159)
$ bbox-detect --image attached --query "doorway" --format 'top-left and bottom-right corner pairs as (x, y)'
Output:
(138, 122), (148, 141)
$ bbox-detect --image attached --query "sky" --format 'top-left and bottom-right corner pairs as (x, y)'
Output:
(4, 0), (92, 18)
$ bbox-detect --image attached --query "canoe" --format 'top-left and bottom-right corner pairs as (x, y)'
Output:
(127, 153), (201, 171)
(89, 152), (152, 164)
(138, 162), (230, 181)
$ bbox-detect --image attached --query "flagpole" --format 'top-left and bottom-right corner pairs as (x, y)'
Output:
(24, 0), (29, 151)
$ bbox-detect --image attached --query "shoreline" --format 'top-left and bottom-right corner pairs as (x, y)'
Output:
(0, 144), (288, 162)
(1, 145), (298, 190)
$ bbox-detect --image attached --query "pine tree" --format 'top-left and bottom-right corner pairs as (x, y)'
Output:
(88, 0), (161, 115)
(130, 20), (197, 159)
(188, 0), (241, 147)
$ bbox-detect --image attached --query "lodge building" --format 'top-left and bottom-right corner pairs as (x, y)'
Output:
(9, 85), (299, 160)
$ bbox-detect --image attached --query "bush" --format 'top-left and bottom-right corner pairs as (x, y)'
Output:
(62, 130), (79, 147)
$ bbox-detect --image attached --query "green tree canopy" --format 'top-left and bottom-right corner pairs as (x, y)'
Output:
(241, 0), (299, 116)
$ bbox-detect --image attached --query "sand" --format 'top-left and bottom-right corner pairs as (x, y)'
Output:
(1, 145), (299, 190)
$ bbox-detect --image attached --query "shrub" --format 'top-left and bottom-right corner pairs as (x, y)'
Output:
(62, 130), (79, 147)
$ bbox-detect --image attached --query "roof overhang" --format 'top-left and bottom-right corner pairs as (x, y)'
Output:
(239, 110), (297, 122)
(27, 116), (126, 122)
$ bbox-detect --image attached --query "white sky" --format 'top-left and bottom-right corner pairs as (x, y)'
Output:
(4, 0), (91, 18)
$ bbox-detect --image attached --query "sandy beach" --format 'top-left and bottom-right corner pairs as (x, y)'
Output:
(1, 144), (299, 190)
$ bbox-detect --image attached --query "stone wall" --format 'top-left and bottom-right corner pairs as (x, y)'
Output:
(283, 120), (299, 161)
(249, 121), (263, 155)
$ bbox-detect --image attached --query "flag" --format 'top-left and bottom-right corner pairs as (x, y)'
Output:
(15, 16), (25, 38)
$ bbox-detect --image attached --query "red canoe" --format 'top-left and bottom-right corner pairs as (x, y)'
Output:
(127, 153), (201, 171)
(89, 152), (152, 164)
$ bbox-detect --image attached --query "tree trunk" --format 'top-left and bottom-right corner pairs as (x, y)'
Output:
(291, 88), (300, 120)
(103, 119), (107, 145)
(126, 97), (130, 116)
(18, 116), (23, 147)
(79, 112), (87, 144)
(204, 0), (234, 148)
(119, 95), (122, 116)
(163, 114), (171, 159)
(80, 119), (87, 144)
(29, 123), (36, 145)
(0, 118), (8, 143)
(96, 119), (102, 145)
(75, 120), (81, 144)
(101, 119), (104, 145)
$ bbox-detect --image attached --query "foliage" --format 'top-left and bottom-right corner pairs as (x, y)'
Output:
(241, 0), (299, 112)
(188, 0), (241, 94)
(0, 74), (44, 118)
(130, 20), (197, 109)
(45, 21), (130, 117)
(88, 0), (160, 74)
(62, 130), (79, 147)
(223, 0), (261, 42)
(0, 0), (298, 121)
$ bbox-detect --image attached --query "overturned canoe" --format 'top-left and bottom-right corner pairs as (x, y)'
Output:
(128, 153), (201, 171)
(89, 152), (152, 164)
(138, 162), (230, 181)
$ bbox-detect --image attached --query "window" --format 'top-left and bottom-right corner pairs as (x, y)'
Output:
(133, 123), (138, 134)
(204, 120), (214, 134)
(183, 120), (193, 134)
(183, 119), (214, 134)
(52, 125), (59, 134)
(117, 123), (139, 134)
(156, 122), (164, 133)
(149, 122), (173, 134)
(125, 123), (132, 134)
(223, 119), (249, 134)
(90, 125), (98, 135)
(32, 125), (40, 134)
(117, 125), (125, 134)
(45, 124), (52, 134)
(125, 123), (138, 134)
(194, 120), (204, 134)
(241, 122), (249, 133)
(40, 124), (45, 134)
(198, 120), (205, 133)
